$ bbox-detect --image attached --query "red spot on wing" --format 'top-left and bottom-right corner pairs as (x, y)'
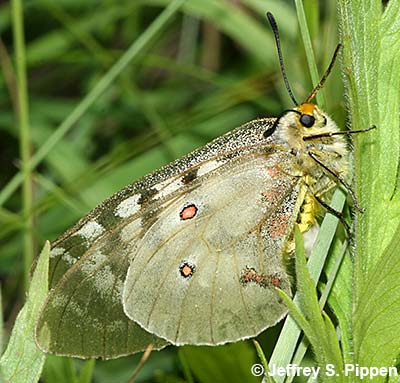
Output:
(180, 204), (198, 220)
(240, 268), (284, 289)
(270, 276), (281, 287)
(267, 214), (291, 239)
(241, 268), (257, 283)
(266, 166), (281, 177)
(262, 186), (285, 203)
(181, 265), (192, 277)
(240, 267), (268, 288)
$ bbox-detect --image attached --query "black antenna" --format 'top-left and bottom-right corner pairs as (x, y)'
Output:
(303, 125), (376, 141)
(267, 12), (298, 106)
(305, 43), (342, 103)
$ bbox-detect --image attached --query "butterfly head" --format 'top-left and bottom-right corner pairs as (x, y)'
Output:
(274, 102), (339, 150)
(296, 103), (331, 133)
(298, 103), (318, 128)
(266, 13), (343, 149)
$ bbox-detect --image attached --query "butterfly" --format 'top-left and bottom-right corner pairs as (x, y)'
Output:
(35, 12), (372, 360)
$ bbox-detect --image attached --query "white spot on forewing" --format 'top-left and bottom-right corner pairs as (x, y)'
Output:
(76, 221), (105, 240)
(155, 179), (181, 199)
(153, 177), (174, 191)
(80, 250), (107, 274)
(197, 160), (221, 177)
(92, 265), (119, 299)
(50, 247), (65, 258)
(62, 252), (78, 265)
(115, 195), (140, 218)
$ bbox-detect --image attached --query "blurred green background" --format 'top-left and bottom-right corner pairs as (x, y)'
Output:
(0, 0), (343, 382)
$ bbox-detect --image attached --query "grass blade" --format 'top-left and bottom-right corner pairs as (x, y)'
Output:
(12, 0), (34, 289)
(0, 0), (186, 208)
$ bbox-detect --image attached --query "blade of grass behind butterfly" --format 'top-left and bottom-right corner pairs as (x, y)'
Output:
(285, 240), (348, 383)
(275, 229), (344, 383)
(12, 0), (34, 291)
(150, 0), (280, 66)
(0, 0), (186, 208)
(267, 188), (345, 383)
(294, 0), (325, 107)
(253, 340), (276, 383)
(241, 0), (297, 38)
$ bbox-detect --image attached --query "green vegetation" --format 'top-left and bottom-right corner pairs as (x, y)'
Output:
(0, 1), (399, 382)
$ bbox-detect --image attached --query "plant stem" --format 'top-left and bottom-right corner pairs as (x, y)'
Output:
(12, 0), (34, 290)
(294, 0), (326, 107)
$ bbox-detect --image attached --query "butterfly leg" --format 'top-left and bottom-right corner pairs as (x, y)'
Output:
(313, 194), (353, 243)
(308, 151), (363, 213)
(304, 177), (353, 242)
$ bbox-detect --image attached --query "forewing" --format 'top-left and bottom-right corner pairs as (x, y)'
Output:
(123, 150), (302, 345)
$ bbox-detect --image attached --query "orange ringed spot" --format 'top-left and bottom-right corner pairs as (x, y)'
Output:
(180, 204), (198, 220)
(179, 261), (196, 278)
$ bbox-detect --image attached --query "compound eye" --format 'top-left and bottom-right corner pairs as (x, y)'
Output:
(300, 114), (315, 128)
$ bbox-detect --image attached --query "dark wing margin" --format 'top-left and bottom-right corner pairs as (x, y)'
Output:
(36, 229), (168, 359)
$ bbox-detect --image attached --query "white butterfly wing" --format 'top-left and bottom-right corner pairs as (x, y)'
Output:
(123, 149), (302, 345)
(36, 118), (301, 356)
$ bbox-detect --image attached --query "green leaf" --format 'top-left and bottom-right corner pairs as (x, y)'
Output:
(0, 241), (50, 383)
(353, 223), (400, 376)
(294, 229), (322, 318)
(179, 343), (258, 383)
(338, 1), (400, 380)
(338, 0), (400, 278)
(293, 229), (327, 360)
